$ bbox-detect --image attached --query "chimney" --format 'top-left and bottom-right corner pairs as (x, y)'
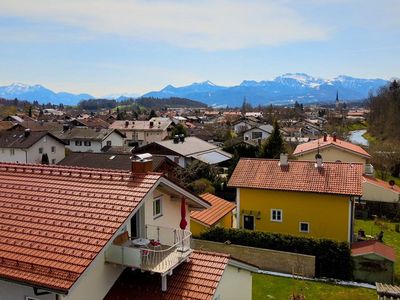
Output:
(173, 135), (180, 144)
(179, 134), (185, 143)
(279, 153), (288, 166)
(24, 128), (31, 137)
(125, 121), (129, 128)
(131, 153), (153, 174)
(315, 153), (323, 168)
(332, 132), (337, 142)
(63, 123), (69, 132)
(323, 132), (327, 142)
(149, 121), (154, 128)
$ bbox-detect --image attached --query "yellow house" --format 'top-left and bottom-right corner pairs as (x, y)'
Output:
(293, 134), (371, 169)
(228, 155), (363, 242)
(190, 193), (236, 236)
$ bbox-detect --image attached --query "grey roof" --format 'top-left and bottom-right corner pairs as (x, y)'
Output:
(54, 128), (120, 141)
(58, 152), (177, 171)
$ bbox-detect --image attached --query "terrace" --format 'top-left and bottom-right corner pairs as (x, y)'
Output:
(105, 224), (192, 275)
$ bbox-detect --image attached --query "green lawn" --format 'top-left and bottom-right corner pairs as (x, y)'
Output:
(355, 219), (400, 282)
(253, 273), (375, 300)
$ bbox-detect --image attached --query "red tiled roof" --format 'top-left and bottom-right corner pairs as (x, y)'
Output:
(363, 175), (400, 193)
(293, 135), (371, 158)
(104, 250), (230, 300)
(352, 240), (396, 262)
(0, 162), (161, 293)
(228, 158), (363, 196)
(191, 193), (235, 227)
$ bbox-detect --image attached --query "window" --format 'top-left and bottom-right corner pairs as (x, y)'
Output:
(153, 197), (162, 218)
(299, 222), (310, 233)
(75, 141), (82, 146)
(271, 209), (282, 222)
(10, 149), (15, 156)
(51, 146), (56, 153)
(51, 159), (56, 164)
(84, 141), (91, 146)
(106, 140), (112, 146)
(38, 147), (43, 154)
(252, 131), (262, 139)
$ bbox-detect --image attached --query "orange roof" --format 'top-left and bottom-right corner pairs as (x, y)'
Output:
(191, 193), (236, 227)
(104, 250), (230, 300)
(228, 158), (363, 196)
(352, 240), (396, 262)
(293, 135), (371, 158)
(363, 175), (400, 193)
(0, 162), (161, 293)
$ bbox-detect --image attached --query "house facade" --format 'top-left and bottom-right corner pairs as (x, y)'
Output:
(0, 129), (65, 164)
(243, 124), (273, 145)
(228, 156), (363, 242)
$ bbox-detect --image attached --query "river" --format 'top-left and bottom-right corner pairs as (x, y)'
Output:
(348, 129), (369, 147)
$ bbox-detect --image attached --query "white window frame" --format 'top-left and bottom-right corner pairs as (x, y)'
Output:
(153, 196), (163, 219)
(299, 222), (310, 233)
(270, 209), (283, 222)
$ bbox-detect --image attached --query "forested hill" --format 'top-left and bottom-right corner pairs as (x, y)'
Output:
(135, 97), (207, 108)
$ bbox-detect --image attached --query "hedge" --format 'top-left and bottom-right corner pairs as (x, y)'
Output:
(198, 227), (353, 280)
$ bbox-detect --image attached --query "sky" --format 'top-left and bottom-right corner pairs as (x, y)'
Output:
(0, 0), (399, 97)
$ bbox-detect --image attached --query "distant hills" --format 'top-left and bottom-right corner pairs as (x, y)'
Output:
(0, 83), (93, 105)
(143, 74), (388, 107)
(0, 73), (389, 106)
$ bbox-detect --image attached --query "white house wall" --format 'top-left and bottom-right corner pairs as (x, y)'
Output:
(213, 265), (252, 300)
(362, 181), (400, 203)
(0, 148), (27, 163)
(66, 140), (102, 153)
(101, 132), (124, 148)
(0, 280), (56, 300)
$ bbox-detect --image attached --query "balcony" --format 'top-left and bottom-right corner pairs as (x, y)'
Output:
(105, 225), (192, 275)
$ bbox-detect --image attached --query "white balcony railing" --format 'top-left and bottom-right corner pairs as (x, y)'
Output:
(105, 225), (192, 274)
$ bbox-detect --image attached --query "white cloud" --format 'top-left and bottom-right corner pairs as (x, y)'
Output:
(0, 0), (329, 51)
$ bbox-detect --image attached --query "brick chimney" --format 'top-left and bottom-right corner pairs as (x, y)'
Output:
(131, 153), (153, 174)
(333, 133), (337, 142)
(323, 132), (327, 142)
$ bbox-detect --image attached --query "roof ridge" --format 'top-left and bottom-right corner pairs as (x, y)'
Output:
(192, 249), (231, 258)
(238, 157), (364, 165)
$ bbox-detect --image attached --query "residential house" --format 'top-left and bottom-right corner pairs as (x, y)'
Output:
(0, 161), (254, 300)
(228, 155), (363, 242)
(133, 136), (232, 168)
(232, 117), (260, 134)
(243, 124), (273, 145)
(190, 193), (236, 236)
(109, 117), (173, 147)
(293, 133), (371, 171)
(55, 127), (125, 152)
(0, 121), (18, 131)
(0, 129), (65, 164)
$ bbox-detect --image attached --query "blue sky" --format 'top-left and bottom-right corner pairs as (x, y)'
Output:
(0, 0), (399, 97)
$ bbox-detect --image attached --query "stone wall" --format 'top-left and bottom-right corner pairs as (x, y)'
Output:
(192, 239), (315, 278)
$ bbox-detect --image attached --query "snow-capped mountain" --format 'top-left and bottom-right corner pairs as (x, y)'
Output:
(0, 83), (93, 105)
(143, 73), (388, 106)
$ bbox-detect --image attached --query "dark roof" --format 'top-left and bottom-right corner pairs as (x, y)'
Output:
(0, 130), (65, 148)
(20, 121), (64, 133)
(58, 152), (178, 172)
(104, 251), (230, 300)
(0, 121), (17, 131)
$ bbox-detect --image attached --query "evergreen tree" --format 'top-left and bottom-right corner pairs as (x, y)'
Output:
(258, 120), (286, 158)
(41, 153), (49, 165)
(28, 106), (32, 118)
(171, 123), (188, 137)
(149, 109), (157, 119)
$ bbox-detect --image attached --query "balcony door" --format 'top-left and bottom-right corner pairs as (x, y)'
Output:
(131, 206), (145, 238)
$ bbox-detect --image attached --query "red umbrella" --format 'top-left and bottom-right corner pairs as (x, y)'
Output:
(179, 197), (187, 230)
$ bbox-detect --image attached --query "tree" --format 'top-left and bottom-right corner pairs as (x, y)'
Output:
(171, 123), (188, 137)
(190, 178), (215, 195)
(258, 120), (286, 158)
(174, 160), (221, 190)
(149, 109), (157, 119)
(41, 153), (49, 165)
(28, 106), (32, 118)
(370, 141), (400, 180)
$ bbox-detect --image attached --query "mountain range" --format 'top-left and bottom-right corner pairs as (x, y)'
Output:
(0, 73), (389, 106)
(143, 74), (388, 107)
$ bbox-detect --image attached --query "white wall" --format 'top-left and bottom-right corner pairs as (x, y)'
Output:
(243, 128), (270, 143)
(363, 181), (400, 203)
(101, 132), (124, 148)
(66, 140), (102, 153)
(0, 136), (65, 164)
(234, 122), (251, 134)
(0, 280), (56, 300)
(213, 265), (252, 300)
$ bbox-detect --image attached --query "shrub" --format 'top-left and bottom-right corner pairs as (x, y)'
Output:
(198, 227), (352, 280)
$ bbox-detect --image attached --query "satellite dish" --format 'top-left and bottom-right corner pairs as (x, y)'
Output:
(389, 180), (395, 187)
